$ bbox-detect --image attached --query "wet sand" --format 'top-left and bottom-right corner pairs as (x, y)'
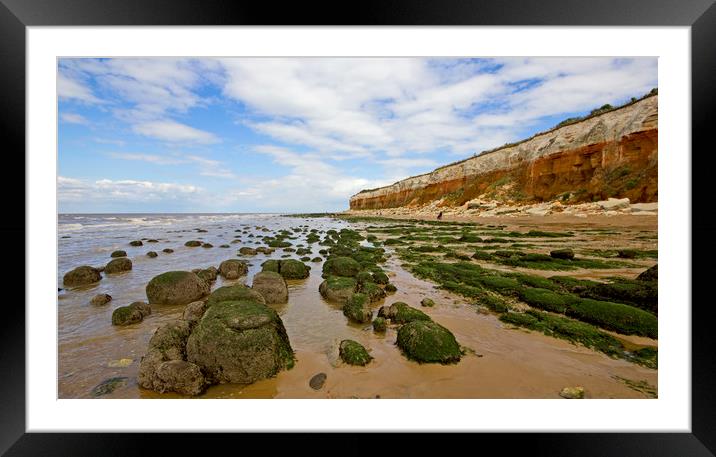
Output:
(58, 214), (657, 399)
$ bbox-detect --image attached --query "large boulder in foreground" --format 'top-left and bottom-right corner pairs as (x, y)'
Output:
(319, 276), (357, 303)
(323, 256), (361, 277)
(105, 257), (132, 274)
(219, 259), (248, 280)
(206, 284), (266, 307)
(252, 271), (289, 304)
(138, 320), (206, 396)
(186, 300), (295, 384)
(63, 266), (102, 287)
(637, 264), (658, 282)
(397, 320), (461, 364)
(146, 271), (210, 306)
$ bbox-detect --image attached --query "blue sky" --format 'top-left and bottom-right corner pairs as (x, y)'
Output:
(58, 57), (657, 213)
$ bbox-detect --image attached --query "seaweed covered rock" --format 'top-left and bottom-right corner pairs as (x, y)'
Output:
(279, 259), (310, 279)
(384, 302), (431, 324)
(343, 293), (372, 323)
(396, 320), (461, 364)
(138, 320), (206, 396)
(63, 265), (102, 287)
(550, 248), (575, 260)
(372, 317), (387, 333)
(184, 240), (202, 247)
(182, 300), (207, 324)
(105, 257), (132, 274)
(219, 259), (248, 280)
(372, 271), (390, 285)
(636, 264), (658, 282)
(194, 267), (218, 283)
(323, 256), (361, 278)
(163, 248), (174, 254)
(90, 293), (112, 306)
(111, 301), (151, 326)
(319, 276), (357, 303)
(186, 300), (294, 384)
(358, 281), (386, 303)
(384, 283), (398, 293)
(110, 250), (127, 258)
(252, 271), (289, 304)
(206, 284), (266, 307)
(339, 340), (372, 366)
(239, 247), (257, 256)
(261, 259), (280, 273)
(146, 271), (210, 306)
(421, 298), (435, 307)
(129, 240), (143, 247)
(147, 251), (158, 258)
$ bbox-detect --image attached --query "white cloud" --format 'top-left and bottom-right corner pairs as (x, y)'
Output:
(108, 151), (236, 179)
(58, 175), (202, 204)
(107, 152), (186, 165)
(132, 120), (219, 144)
(60, 112), (90, 125)
(57, 73), (102, 104)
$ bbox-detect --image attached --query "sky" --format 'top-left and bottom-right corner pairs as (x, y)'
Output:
(57, 57), (657, 213)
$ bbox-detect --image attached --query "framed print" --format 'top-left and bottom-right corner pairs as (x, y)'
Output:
(3, 0), (715, 454)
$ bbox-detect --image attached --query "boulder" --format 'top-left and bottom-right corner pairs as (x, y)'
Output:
(219, 259), (248, 280)
(195, 267), (218, 283)
(90, 293), (112, 306)
(309, 372), (327, 390)
(358, 282), (386, 303)
(63, 266), (102, 287)
(384, 283), (398, 293)
(206, 284), (266, 307)
(129, 240), (143, 247)
(147, 251), (158, 258)
(396, 320), (461, 364)
(319, 276), (357, 303)
(163, 248), (174, 254)
(550, 248), (575, 260)
(598, 198), (630, 210)
(186, 300), (294, 384)
(252, 271), (289, 304)
(636, 264), (658, 282)
(202, 243), (213, 248)
(338, 340), (372, 366)
(261, 259), (280, 273)
(111, 301), (151, 326)
(343, 293), (372, 323)
(146, 271), (210, 306)
(421, 298), (435, 307)
(372, 271), (390, 285)
(182, 300), (208, 324)
(323, 256), (361, 277)
(384, 302), (431, 324)
(138, 320), (206, 396)
(372, 317), (387, 333)
(239, 247), (257, 255)
(278, 259), (310, 279)
(105, 257), (132, 274)
(184, 240), (202, 247)
(110, 250), (127, 258)
(559, 386), (585, 399)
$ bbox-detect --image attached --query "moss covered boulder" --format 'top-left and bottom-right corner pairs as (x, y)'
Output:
(138, 320), (206, 396)
(105, 257), (132, 274)
(111, 301), (151, 326)
(129, 240), (143, 247)
(372, 271), (390, 285)
(397, 320), (461, 364)
(252, 271), (289, 304)
(358, 281), (386, 303)
(372, 317), (387, 332)
(550, 248), (575, 260)
(146, 271), (210, 306)
(261, 259), (280, 273)
(186, 300), (295, 384)
(63, 265), (102, 287)
(279, 259), (310, 279)
(184, 240), (202, 247)
(194, 267), (218, 283)
(90, 293), (112, 306)
(343, 293), (372, 323)
(219, 259), (248, 280)
(163, 248), (174, 254)
(339, 340), (372, 366)
(319, 276), (357, 303)
(384, 283), (397, 293)
(384, 302), (431, 324)
(110, 250), (127, 258)
(421, 298), (435, 307)
(206, 284), (266, 307)
(636, 264), (658, 282)
(182, 300), (208, 324)
(323, 256), (361, 278)
(239, 247), (257, 255)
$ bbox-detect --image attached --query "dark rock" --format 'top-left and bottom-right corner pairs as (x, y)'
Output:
(63, 266), (102, 287)
(219, 259), (248, 280)
(111, 250), (127, 258)
(252, 271), (289, 304)
(309, 372), (327, 390)
(146, 271), (210, 305)
(90, 293), (112, 306)
(105, 257), (132, 274)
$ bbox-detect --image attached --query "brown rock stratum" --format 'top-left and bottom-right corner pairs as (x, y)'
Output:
(350, 95), (657, 210)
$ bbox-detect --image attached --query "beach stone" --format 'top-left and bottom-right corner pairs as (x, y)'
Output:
(186, 300), (294, 384)
(147, 239), (158, 243)
(550, 248), (575, 260)
(559, 386), (585, 399)
(239, 247), (257, 255)
(154, 360), (206, 396)
(323, 256), (361, 277)
(129, 240), (143, 247)
(163, 248), (174, 253)
(105, 257), (132, 274)
(372, 271), (390, 285)
(184, 240), (202, 247)
(396, 320), (461, 364)
(598, 198), (630, 210)
(91, 377), (128, 397)
(252, 271), (289, 304)
(384, 283), (397, 293)
(146, 271), (210, 306)
(110, 250), (127, 258)
(219, 259), (248, 280)
(202, 243), (213, 248)
(319, 276), (357, 303)
(343, 293), (373, 323)
(339, 340), (372, 366)
(147, 251), (158, 258)
(63, 266), (102, 287)
(194, 267), (218, 283)
(182, 300), (208, 324)
(421, 298), (435, 307)
(384, 302), (431, 324)
(637, 264), (658, 282)
(309, 372), (327, 390)
(206, 284), (266, 307)
(372, 317), (387, 333)
(111, 301), (151, 326)
(278, 259), (310, 279)
(358, 281), (386, 303)
(90, 293), (112, 306)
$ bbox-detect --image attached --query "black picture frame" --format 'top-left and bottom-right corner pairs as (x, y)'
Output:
(2, 0), (714, 454)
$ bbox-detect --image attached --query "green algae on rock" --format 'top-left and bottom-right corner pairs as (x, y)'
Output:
(339, 339), (373, 366)
(146, 271), (210, 306)
(396, 320), (461, 364)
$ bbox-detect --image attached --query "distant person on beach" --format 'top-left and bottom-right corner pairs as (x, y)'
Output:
(437, 211), (443, 220)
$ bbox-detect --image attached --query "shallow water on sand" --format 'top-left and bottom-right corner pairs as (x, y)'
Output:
(58, 213), (657, 399)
